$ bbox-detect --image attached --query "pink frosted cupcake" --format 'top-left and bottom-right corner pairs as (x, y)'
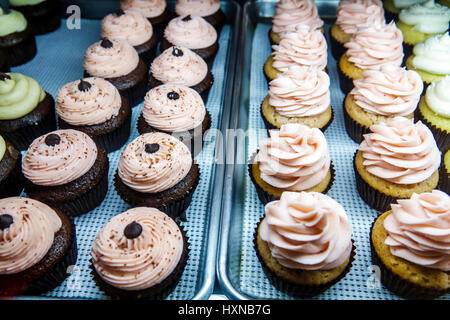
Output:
(175, 0), (225, 31)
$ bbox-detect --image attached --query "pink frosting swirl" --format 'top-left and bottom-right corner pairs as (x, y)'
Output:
(359, 117), (441, 184)
(255, 124), (331, 191)
(151, 46), (208, 87)
(101, 9), (153, 47)
(120, 0), (166, 18)
(84, 39), (139, 78)
(22, 129), (98, 186)
(175, 0), (221, 17)
(350, 65), (423, 116)
(260, 191), (353, 270)
(268, 66), (330, 117)
(336, 0), (385, 34)
(91, 207), (184, 290)
(344, 22), (404, 70)
(272, 0), (324, 34)
(143, 84), (206, 132)
(56, 77), (122, 126)
(272, 24), (327, 72)
(384, 190), (450, 271)
(0, 197), (62, 275)
(164, 15), (217, 49)
(118, 133), (192, 193)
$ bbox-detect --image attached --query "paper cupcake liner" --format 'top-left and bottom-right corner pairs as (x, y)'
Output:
(329, 33), (346, 61)
(337, 65), (354, 95)
(117, 72), (148, 109)
(11, 0), (61, 35)
(343, 101), (370, 144)
(0, 151), (24, 198)
(90, 223), (190, 300)
(1, 30), (37, 67)
(253, 217), (356, 298)
(438, 146), (449, 194)
(369, 217), (449, 300)
(415, 107), (449, 151)
(137, 45), (157, 67)
(148, 7), (173, 41)
(91, 112), (131, 154)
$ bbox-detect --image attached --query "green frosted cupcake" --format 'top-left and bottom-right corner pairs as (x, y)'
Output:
(9, 0), (61, 35)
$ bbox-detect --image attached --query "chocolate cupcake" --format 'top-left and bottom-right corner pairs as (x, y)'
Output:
(0, 135), (23, 198)
(0, 49), (9, 72)
(175, 0), (226, 31)
(9, 0), (61, 35)
(149, 46), (214, 101)
(83, 38), (148, 108)
(114, 132), (200, 219)
(91, 207), (189, 300)
(137, 84), (211, 157)
(0, 72), (56, 151)
(0, 7), (36, 67)
(160, 15), (218, 63)
(0, 197), (77, 297)
(23, 129), (109, 217)
(101, 9), (158, 66)
(56, 78), (131, 153)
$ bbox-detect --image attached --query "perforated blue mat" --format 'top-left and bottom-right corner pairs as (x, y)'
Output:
(12, 19), (231, 300)
(239, 23), (449, 300)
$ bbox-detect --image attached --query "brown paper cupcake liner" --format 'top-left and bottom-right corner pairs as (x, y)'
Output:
(148, 7), (174, 40)
(0, 28), (37, 67)
(135, 32), (158, 66)
(0, 151), (24, 198)
(337, 65), (354, 95)
(438, 145), (449, 194)
(203, 9), (226, 32)
(91, 113), (131, 154)
(343, 102), (370, 144)
(415, 107), (449, 151)
(253, 217), (356, 298)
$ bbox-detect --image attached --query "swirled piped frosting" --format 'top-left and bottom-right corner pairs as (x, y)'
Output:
(268, 66), (330, 117)
(120, 0), (166, 19)
(411, 32), (450, 75)
(336, 0), (385, 35)
(345, 22), (404, 70)
(143, 84), (206, 132)
(91, 207), (184, 291)
(393, 0), (428, 9)
(175, 0), (220, 17)
(56, 77), (122, 126)
(0, 197), (61, 275)
(22, 129), (98, 186)
(118, 132), (192, 193)
(151, 46), (208, 87)
(425, 76), (450, 118)
(259, 191), (353, 270)
(101, 9), (153, 47)
(255, 124), (331, 191)
(272, 0), (324, 34)
(0, 8), (27, 37)
(384, 190), (450, 271)
(399, 0), (450, 34)
(0, 73), (46, 120)
(359, 117), (441, 184)
(164, 15), (217, 49)
(272, 24), (327, 72)
(0, 136), (5, 161)
(84, 38), (139, 78)
(350, 65), (423, 116)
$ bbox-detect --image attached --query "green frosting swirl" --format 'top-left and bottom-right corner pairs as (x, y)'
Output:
(0, 136), (5, 162)
(0, 8), (27, 37)
(0, 73), (45, 120)
(10, 0), (47, 6)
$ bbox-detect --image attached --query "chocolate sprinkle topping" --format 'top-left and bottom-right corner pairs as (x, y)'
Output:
(78, 79), (92, 92)
(45, 133), (61, 147)
(167, 91), (180, 100)
(124, 221), (143, 239)
(100, 38), (113, 49)
(172, 47), (184, 57)
(145, 143), (160, 154)
(0, 214), (13, 230)
(182, 15), (191, 22)
(116, 9), (125, 16)
(0, 72), (11, 81)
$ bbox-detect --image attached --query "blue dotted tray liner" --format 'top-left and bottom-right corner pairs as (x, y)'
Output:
(12, 19), (231, 300)
(239, 22), (449, 300)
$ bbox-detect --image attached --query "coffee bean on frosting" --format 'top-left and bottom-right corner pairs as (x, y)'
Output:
(78, 79), (92, 92)
(172, 47), (184, 57)
(0, 73), (11, 81)
(0, 214), (13, 230)
(182, 15), (191, 22)
(145, 143), (160, 154)
(100, 38), (114, 49)
(116, 9), (125, 16)
(167, 91), (180, 100)
(124, 221), (143, 239)
(45, 133), (61, 147)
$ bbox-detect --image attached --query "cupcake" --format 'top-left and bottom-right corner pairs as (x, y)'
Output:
(354, 117), (441, 212)
(0, 197), (77, 297)
(254, 191), (355, 298)
(249, 123), (335, 205)
(338, 22), (404, 94)
(114, 132), (200, 219)
(438, 0), (450, 7)
(0, 49), (9, 72)
(264, 24), (327, 83)
(0, 7), (36, 67)
(137, 84), (211, 157)
(383, 0), (427, 22)
(270, 0), (324, 45)
(405, 33), (450, 85)
(56, 78), (131, 153)
(0, 135), (23, 198)
(0, 72), (56, 151)
(397, 0), (450, 56)
(344, 65), (423, 143)
(149, 46), (214, 101)
(415, 76), (450, 150)
(90, 207), (189, 300)
(83, 38), (148, 108)
(261, 66), (334, 132)
(23, 129), (109, 217)
(330, 0), (385, 60)
(175, 0), (225, 31)
(9, 0), (61, 35)
(160, 15), (218, 63)
(371, 190), (449, 299)
(101, 9), (158, 66)
(440, 147), (449, 193)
